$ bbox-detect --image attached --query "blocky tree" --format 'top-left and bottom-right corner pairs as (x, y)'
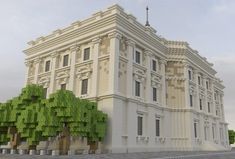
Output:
(229, 130), (235, 145)
(0, 84), (107, 151)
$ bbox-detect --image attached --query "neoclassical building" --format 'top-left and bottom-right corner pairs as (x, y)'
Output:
(23, 4), (230, 153)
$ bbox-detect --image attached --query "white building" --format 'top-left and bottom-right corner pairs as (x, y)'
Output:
(23, 4), (230, 153)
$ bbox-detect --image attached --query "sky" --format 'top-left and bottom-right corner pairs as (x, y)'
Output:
(0, 0), (234, 129)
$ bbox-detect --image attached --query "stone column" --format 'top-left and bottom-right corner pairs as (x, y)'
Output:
(91, 37), (101, 98)
(126, 39), (135, 98)
(145, 50), (152, 103)
(108, 32), (121, 95)
(211, 79), (216, 116)
(160, 59), (167, 107)
(24, 61), (32, 86)
(68, 44), (79, 92)
(33, 58), (41, 84)
(194, 70), (200, 110)
(183, 62), (190, 108)
(49, 51), (58, 94)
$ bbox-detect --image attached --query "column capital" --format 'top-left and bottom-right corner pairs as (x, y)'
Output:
(182, 61), (190, 68)
(51, 50), (59, 58)
(24, 60), (33, 67)
(70, 44), (80, 52)
(126, 39), (135, 47)
(108, 31), (122, 40)
(144, 49), (152, 57)
(159, 59), (167, 65)
(92, 37), (101, 44)
(34, 57), (41, 64)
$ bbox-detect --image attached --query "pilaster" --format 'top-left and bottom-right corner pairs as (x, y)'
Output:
(24, 61), (32, 86)
(160, 59), (167, 107)
(33, 58), (41, 84)
(126, 39), (135, 98)
(183, 61), (190, 108)
(108, 32), (121, 95)
(145, 49), (152, 103)
(68, 44), (79, 92)
(91, 37), (101, 98)
(49, 51), (58, 94)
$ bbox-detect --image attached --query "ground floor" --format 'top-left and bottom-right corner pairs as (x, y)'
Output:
(98, 95), (230, 153)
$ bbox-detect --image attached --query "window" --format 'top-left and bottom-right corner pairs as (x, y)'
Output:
(61, 84), (66, 90)
(190, 94), (193, 107)
(43, 88), (47, 98)
(63, 54), (69, 67)
(204, 126), (208, 140)
(135, 81), (140, 97)
(206, 81), (209, 89)
(208, 102), (210, 113)
(199, 98), (202, 110)
(198, 76), (201, 85)
(153, 87), (157, 102)
(83, 48), (90, 61)
(152, 60), (157, 71)
(45, 60), (50, 72)
(214, 93), (217, 100)
(194, 122), (198, 138)
(135, 51), (141, 64)
(212, 124), (216, 140)
(188, 70), (192, 80)
(156, 118), (160, 137)
(81, 79), (88, 95)
(137, 116), (143, 136)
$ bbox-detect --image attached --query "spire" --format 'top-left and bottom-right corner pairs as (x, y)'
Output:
(145, 6), (150, 27)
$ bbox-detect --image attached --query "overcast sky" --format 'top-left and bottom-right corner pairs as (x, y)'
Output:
(0, 0), (234, 129)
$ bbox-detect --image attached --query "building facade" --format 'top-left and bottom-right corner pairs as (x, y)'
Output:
(23, 4), (230, 153)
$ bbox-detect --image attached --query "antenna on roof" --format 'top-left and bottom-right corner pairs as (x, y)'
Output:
(145, 6), (150, 27)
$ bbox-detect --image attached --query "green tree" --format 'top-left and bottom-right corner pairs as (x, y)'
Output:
(229, 130), (235, 145)
(0, 84), (107, 150)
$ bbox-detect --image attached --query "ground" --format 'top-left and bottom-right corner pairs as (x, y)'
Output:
(0, 149), (235, 159)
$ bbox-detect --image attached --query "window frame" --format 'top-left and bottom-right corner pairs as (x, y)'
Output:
(152, 59), (157, 72)
(134, 49), (141, 64)
(83, 47), (90, 61)
(137, 115), (143, 136)
(135, 80), (141, 97)
(81, 79), (88, 95)
(155, 118), (160, 137)
(45, 60), (51, 72)
(190, 94), (193, 107)
(61, 83), (66, 90)
(63, 54), (69, 67)
(153, 87), (157, 102)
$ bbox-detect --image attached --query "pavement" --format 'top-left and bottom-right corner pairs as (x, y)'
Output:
(0, 150), (235, 159)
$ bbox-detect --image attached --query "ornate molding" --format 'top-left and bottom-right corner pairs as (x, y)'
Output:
(108, 32), (122, 40)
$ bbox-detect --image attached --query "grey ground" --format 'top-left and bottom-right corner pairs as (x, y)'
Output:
(0, 149), (235, 159)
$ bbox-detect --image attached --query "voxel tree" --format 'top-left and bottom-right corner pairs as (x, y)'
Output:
(0, 84), (108, 152)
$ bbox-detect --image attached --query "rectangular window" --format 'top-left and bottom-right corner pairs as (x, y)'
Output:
(152, 60), (157, 71)
(208, 102), (210, 113)
(206, 81), (209, 89)
(135, 51), (141, 64)
(190, 94), (193, 107)
(83, 48), (90, 61)
(81, 79), (88, 95)
(194, 122), (197, 138)
(43, 88), (47, 98)
(45, 60), (50, 72)
(63, 54), (69, 67)
(204, 126), (207, 140)
(188, 70), (192, 80)
(137, 116), (143, 136)
(153, 87), (157, 102)
(198, 76), (201, 85)
(212, 124), (216, 139)
(156, 118), (160, 137)
(61, 84), (66, 90)
(199, 98), (202, 110)
(135, 81), (140, 97)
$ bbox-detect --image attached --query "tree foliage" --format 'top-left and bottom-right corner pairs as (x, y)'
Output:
(229, 130), (235, 145)
(0, 84), (107, 148)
